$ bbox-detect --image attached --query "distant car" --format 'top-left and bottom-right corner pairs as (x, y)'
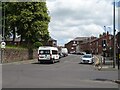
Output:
(81, 52), (86, 55)
(77, 52), (86, 55)
(80, 54), (94, 64)
(58, 53), (64, 58)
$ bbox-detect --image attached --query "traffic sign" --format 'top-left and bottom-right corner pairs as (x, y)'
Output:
(1, 42), (6, 48)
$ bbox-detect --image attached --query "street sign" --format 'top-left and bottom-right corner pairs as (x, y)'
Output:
(1, 42), (6, 49)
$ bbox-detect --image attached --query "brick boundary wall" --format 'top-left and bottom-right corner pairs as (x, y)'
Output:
(2, 48), (38, 63)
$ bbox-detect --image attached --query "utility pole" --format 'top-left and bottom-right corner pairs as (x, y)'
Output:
(0, 1), (1, 40)
(117, 32), (120, 70)
(113, 0), (116, 68)
(1, 2), (5, 63)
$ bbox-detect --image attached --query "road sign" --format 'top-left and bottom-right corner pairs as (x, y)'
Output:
(1, 42), (6, 49)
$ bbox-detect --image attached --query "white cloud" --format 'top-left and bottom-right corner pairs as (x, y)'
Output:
(46, 0), (118, 46)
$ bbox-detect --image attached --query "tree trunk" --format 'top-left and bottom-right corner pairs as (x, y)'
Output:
(12, 27), (16, 45)
(27, 40), (33, 60)
(28, 47), (33, 60)
(20, 34), (23, 44)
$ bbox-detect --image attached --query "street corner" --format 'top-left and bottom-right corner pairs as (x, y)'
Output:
(113, 80), (120, 84)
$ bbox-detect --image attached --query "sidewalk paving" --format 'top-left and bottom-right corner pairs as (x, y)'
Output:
(94, 55), (118, 70)
(94, 55), (120, 85)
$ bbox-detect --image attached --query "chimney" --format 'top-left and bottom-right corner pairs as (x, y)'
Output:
(107, 31), (109, 35)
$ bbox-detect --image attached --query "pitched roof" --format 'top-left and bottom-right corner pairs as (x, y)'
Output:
(73, 37), (90, 41)
(48, 37), (57, 41)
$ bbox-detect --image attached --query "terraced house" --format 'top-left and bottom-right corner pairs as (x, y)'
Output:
(65, 31), (117, 57)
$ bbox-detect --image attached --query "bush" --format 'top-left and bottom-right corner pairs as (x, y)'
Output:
(34, 42), (43, 48)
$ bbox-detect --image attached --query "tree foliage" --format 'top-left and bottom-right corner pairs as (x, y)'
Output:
(3, 2), (50, 59)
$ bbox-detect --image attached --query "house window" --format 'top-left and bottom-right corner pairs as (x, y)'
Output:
(97, 48), (98, 53)
(73, 41), (76, 44)
(53, 41), (56, 46)
(109, 36), (112, 40)
(71, 47), (74, 49)
(73, 41), (77, 46)
(97, 41), (98, 46)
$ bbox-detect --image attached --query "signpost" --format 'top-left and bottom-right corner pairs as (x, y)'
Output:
(1, 41), (6, 49)
(1, 41), (6, 63)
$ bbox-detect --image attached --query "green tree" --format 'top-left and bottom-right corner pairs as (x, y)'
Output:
(4, 2), (50, 59)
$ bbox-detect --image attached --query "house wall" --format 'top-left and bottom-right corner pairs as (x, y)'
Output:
(65, 40), (77, 53)
(80, 33), (113, 55)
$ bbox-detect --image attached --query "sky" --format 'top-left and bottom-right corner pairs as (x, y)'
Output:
(46, 0), (119, 46)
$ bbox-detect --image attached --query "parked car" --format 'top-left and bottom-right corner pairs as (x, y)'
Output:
(38, 46), (60, 64)
(58, 52), (64, 58)
(76, 52), (86, 55)
(80, 54), (94, 64)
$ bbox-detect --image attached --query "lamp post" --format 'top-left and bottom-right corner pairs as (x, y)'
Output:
(117, 32), (120, 69)
(113, 0), (116, 68)
(1, 2), (6, 63)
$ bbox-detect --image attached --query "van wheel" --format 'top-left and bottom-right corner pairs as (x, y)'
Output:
(51, 59), (55, 64)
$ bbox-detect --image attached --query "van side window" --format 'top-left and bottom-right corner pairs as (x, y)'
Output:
(39, 50), (50, 54)
(52, 50), (58, 55)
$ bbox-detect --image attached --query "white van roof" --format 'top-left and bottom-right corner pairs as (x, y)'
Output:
(38, 46), (58, 50)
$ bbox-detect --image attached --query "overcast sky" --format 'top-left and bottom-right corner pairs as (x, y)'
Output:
(46, 0), (119, 46)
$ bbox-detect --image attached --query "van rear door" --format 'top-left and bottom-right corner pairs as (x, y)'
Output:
(52, 50), (59, 60)
(38, 50), (51, 60)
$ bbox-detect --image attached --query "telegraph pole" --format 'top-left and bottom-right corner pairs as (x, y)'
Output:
(1, 2), (6, 63)
(113, 0), (116, 68)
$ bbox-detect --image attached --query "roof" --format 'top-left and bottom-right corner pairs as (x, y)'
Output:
(48, 37), (57, 41)
(73, 37), (89, 41)
(38, 46), (58, 50)
(65, 37), (93, 45)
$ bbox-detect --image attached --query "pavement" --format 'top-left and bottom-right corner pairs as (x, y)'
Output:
(94, 55), (118, 70)
(95, 55), (120, 84)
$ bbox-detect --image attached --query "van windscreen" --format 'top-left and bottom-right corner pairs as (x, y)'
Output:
(39, 50), (50, 54)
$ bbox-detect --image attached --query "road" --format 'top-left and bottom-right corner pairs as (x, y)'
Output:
(2, 54), (118, 88)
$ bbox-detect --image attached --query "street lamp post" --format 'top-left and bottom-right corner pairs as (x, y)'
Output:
(113, 0), (116, 68)
(117, 32), (120, 69)
(1, 2), (6, 63)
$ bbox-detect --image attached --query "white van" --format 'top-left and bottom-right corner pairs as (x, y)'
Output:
(61, 48), (68, 57)
(38, 46), (60, 63)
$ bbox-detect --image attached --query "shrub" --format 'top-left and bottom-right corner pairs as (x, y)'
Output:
(34, 42), (43, 48)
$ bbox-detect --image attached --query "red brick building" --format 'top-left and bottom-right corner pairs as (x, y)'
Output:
(46, 37), (57, 47)
(65, 37), (91, 53)
(80, 32), (113, 55)
(65, 32), (114, 56)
